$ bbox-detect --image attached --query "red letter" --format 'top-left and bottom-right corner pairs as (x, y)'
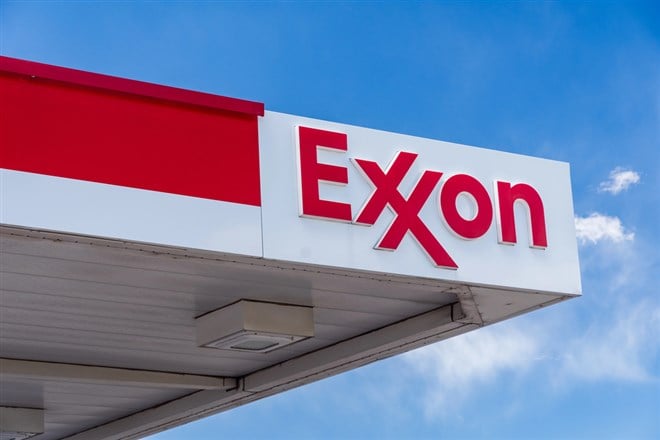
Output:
(440, 174), (493, 239)
(354, 152), (457, 269)
(297, 126), (352, 221)
(496, 181), (547, 248)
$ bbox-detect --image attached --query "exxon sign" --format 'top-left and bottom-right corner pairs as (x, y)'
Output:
(295, 125), (548, 269)
(258, 112), (580, 296)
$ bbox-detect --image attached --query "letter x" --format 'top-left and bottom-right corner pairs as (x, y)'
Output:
(353, 152), (458, 269)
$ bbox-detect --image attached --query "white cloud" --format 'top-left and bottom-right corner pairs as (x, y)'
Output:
(598, 167), (640, 194)
(402, 323), (538, 418)
(559, 302), (660, 383)
(398, 300), (660, 418)
(575, 213), (634, 244)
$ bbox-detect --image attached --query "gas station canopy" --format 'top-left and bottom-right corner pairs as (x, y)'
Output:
(0, 57), (580, 439)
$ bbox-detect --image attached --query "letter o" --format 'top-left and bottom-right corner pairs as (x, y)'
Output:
(440, 174), (493, 239)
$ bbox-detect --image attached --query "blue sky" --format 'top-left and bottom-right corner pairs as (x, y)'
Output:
(2, 1), (658, 439)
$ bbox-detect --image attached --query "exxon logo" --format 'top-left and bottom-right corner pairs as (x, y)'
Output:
(295, 126), (547, 270)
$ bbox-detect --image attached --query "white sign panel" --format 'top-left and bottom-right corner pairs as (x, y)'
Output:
(0, 169), (263, 257)
(259, 111), (581, 296)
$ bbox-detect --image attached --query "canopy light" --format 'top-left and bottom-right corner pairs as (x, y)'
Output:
(0, 407), (44, 440)
(196, 300), (314, 353)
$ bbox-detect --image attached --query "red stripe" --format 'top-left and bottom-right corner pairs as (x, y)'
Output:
(0, 60), (262, 206)
(0, 56), (264, 116)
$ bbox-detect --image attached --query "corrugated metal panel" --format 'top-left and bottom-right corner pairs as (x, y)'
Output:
(1, 225), (464, 439)
(1, 380), (192, 440)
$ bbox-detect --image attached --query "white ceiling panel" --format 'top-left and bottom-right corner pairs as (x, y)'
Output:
(0, 225), (571, 439)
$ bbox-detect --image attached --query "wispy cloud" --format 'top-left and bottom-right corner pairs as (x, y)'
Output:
(559, 301), (660, 384)
(598, 167), (640, 195)
(575, 213), (634, 244)
(402, 323), (538, 418)
(400, 298), (660, 417)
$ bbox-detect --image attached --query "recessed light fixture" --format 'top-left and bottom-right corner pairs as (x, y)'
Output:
(195, 300), (314, 353)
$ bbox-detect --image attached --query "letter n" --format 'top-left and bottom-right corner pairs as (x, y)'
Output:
(496, 181), (547, 248)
